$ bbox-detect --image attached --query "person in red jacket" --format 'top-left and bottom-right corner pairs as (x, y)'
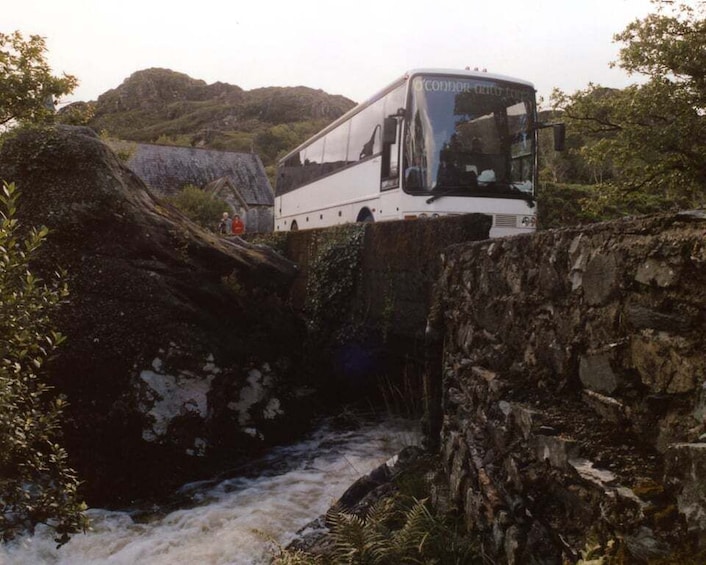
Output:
(231, 214), (245, 235)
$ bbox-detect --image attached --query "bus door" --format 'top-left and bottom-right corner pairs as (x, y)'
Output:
(378, 114), (402, 220)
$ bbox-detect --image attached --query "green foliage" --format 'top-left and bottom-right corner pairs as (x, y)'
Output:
(305, 225), (366, 344)
(254, 124), (301, 164)
(551, 1), (706, 213)
(164, 184), (230, 230)
(0, 181), (87, 545)
(56, 102), (96, 126)
(247, 231), (289, 255)
(102, 137), (137, 162)
(537, 182), (606, 228)
(271, 548), (325, 565)
(273, 494), (481, 565)
(537, 180), (672, 229)
(154, 133), (194, 147)
(538, 112), (614, 185)
(0, 32), (78, 128)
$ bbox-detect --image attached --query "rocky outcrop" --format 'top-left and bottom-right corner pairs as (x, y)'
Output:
(0, 125), (311, 506)
(432, 212), (706, 562)
(94, 68), (229, 112)
(77, 68), (356, 152)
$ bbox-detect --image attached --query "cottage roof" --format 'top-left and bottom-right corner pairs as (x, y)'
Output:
(127, 144), (273, 206)
(204, 177), (250, 210)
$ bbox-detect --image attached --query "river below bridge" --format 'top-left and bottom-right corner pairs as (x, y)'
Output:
(0, 417), (420, 565)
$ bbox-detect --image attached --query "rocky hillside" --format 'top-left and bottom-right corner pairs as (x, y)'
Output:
(61, 68), (356, 169)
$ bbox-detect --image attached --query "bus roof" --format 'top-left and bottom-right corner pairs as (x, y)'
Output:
(277, 68), (536, 166)
(404, 68), (534, 88)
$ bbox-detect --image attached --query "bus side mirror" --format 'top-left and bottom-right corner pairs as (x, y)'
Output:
(383, 117), (397, 145)
(553, 123), (566, 152)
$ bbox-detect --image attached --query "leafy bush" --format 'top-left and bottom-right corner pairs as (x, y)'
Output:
(537, 181), (671, 230)
(164, 184), (230, 230)
(0, 181), (87, 545)
(305, 224), (366, 344)
(537, 182), (603, 229)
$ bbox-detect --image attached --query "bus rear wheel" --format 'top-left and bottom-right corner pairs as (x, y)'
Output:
(356, 209), (374, 223)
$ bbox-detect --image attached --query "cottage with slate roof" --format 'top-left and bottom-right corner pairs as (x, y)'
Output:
(127, 144), (274, 233)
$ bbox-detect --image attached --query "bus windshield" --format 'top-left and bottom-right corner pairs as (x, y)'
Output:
(403, 75), (536, 198)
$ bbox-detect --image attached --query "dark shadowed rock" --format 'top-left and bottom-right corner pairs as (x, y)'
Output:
(0, 125), (311, 506)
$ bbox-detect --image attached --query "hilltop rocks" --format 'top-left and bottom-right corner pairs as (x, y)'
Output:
(95, 68), (238, 112)
(0, 125), (310, 506)
(79, 67), (356, 147)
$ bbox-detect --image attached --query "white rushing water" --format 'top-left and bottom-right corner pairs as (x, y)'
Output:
(0, 418), (419, 565)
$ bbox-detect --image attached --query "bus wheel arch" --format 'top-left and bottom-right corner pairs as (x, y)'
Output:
(356, 208), (375, 223)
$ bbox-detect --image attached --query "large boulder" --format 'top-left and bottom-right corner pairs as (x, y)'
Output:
(0, 125), (311, 506)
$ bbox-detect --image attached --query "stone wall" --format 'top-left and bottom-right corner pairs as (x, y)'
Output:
(432, 211), (706, 562)
(267, 213), (491, 402)
(283, 213), (492, 339)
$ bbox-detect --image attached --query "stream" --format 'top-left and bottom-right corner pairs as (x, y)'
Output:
(0, 417), (420, 565)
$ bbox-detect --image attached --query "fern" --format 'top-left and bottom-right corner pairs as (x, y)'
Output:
(327, 494), (480, 565)
(331, 512), (366, 563)
(390, 498), (435, 558)
(275, 482), (482, 564)
(270, 547), (325, 565)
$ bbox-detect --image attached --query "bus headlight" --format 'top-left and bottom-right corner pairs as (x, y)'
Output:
(521, 216), (535, 227)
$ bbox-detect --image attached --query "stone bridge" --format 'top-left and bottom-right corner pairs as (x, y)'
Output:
(277, 210), (706, 562)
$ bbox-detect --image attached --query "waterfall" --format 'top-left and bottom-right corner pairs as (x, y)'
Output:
(0, 418), (419, 565)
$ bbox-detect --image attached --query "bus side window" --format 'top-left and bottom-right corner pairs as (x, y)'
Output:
(359, 126), (379, 159)
(278, 152), (303, 194)
(301, 138), (325, 185)
(322, 121), (350, 175)
(348, 98), (384, 163)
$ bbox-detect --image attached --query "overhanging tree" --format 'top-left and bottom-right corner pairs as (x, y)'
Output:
(551, 0), (706, 214)
(0, 31), (78, 128)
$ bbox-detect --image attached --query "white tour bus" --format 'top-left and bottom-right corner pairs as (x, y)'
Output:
(274, 68), (563, 237)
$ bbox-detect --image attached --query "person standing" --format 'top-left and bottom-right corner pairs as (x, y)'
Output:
(231, 214), (245, 235)
(218, 212), (232, 235)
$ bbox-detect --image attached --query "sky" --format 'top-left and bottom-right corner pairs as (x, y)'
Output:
(5, 0), (662, 108)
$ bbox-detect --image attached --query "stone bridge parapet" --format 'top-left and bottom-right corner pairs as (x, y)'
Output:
(432, 210), (706, 562)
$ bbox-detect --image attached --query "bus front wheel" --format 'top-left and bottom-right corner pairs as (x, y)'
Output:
(357, 209), (374, 223)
